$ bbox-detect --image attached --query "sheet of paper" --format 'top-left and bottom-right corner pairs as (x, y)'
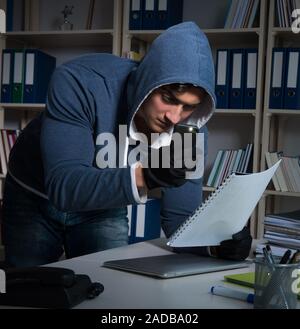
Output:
(167, 161), (281, 247)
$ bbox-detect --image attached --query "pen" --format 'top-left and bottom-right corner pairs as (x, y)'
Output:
(279, 249), (292, 264)
(263, 247), (274, 264)
(210, 285), (254, 304)
(266, 245), (276, 264)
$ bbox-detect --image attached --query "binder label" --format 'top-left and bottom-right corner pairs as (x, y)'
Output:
(13, 52), (23, 83)
(287, 52), (299, 88)
(247, 53), (257, 88)
(232, 53), (242, 88)
(158, 0), (168, 11)
(25, 53), (35, 85)
(2, 53), (10, 84)
(272, 52), (283, 88)
(145, 0), (155, 10)
(132, 0), (140, 11)
(217, 51), (227, 85)
(0, 269), (5, 294)
(136, 204), (146, 238)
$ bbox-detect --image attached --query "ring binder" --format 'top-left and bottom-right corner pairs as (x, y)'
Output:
(167, 161), (281, 248)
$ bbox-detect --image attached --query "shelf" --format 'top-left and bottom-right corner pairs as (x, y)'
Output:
(265, 190), (300, 198)
(215, 109), (256, 115)
(271, 28), (300, 43)
(127, 27), (260, 44)
(0, 103), (45, 111)
(268, 109), (300, 116)
(3, 30), (114, 48)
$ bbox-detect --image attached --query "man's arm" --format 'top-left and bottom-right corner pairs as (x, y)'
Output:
(41, 66), (138, 211)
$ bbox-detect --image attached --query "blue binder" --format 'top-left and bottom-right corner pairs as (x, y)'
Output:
(215, 49), (230, 109)
(244, 49), (258, 109)
(269, 48), (287, 109)
(1, 49), (14, 103)
(156, 0), (183, 30)
(129, 199), (161, 244)
(229, 49), (245, 109)
(129, 0), (143, 30)
(142, 0), (156, 30)
(6, 0), (13, 31)
(23, 49), (56, 103)
(283, 48), (300, 110)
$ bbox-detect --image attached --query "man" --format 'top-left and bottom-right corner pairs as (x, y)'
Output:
(1, 22), (252, 267)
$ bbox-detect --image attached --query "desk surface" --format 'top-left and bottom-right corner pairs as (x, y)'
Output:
(47, 238), (259, 309)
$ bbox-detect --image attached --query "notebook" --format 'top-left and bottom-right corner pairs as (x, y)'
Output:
(224, 272), (300, 299)
(102, 253), (250, 279)
(224, 272), (255, 288)
(167, 161), (281, 248)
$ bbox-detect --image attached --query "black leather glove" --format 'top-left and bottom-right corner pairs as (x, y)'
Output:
(212, 227), (252, 261)
(143, 133), (197, 190)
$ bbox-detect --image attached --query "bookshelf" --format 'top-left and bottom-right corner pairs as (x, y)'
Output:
(122, 0), (268, 237)
(0, 0), (298, 250)
(0, 0), (123, 170)
(257, 0), (300, 238)
(0, 0), (123, 131)
(0, 1), (123, 127)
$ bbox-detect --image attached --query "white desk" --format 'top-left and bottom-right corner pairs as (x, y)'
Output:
(47, 238), (257, 309)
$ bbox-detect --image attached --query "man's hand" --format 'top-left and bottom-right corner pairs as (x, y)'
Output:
(143, 136), (197, 190)
(211, 227), (252, 261)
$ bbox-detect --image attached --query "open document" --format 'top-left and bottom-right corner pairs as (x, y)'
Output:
(167, 161), (281, 247)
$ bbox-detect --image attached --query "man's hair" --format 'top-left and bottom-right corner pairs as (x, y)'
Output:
(157, 83), (206, 96)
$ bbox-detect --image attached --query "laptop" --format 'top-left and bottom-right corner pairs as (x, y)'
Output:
(102, 253), (250, 279)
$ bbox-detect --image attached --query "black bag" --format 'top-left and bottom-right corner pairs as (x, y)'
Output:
(0, 266), (104, 308)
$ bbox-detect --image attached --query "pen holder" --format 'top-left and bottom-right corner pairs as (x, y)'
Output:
(254, 258), (300, 309)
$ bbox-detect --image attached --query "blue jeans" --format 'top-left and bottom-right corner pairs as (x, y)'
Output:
(1, 174), (129, 267)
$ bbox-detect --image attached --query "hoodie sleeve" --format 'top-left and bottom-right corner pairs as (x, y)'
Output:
(41, 66), (137, 211)
(160, 126), (208, 238)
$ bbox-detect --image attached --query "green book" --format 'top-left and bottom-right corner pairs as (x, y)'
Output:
(224, 272), (255, 288)
(12, 49), (25, 103)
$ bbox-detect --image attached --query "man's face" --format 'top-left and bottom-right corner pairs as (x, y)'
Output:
(135, 86), (205, 134)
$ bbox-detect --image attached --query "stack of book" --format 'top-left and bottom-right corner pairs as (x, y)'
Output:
(265, 152), (300, 192)
(206, 143), (253, 188)
(256, 210), (300, 256)
(1, 48), (56, 103)
(0, 129), (21, 175)
(269, 48), (300, 110)
(224, 0), (260, 29)
(215, 48), (258, 109)
(129, 0), (183, 30)
(276, 0), (300, 27)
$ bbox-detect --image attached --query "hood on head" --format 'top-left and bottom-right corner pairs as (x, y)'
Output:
(126, 21), (216, 130)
